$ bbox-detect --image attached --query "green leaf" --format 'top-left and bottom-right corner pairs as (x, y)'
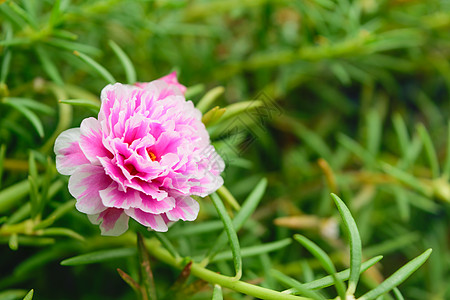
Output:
(366, 109), (382, 157)
(4, 98), (54, 115)
(9, 233), (18, 251)
(40, 227), (84, 241)
(330, 62), (351, 85)
(117, 268), (141, 296)
(59, 99), (101, 112)
(331, 194), (362, 295)
(294, 234), (346, 300)
(49, 0), (62, 27)
(108, 40), (137, 84)
(34, 199), (76, 230)
(2, 101), (44, 137)
(202, 106), (227, 127)
(0, 49), (12, 84)
(73, 51), (116, 84)
(35, 45), (64, 85)
(61, 248), (137, 266)
(0, 179), (33, 213)
(28, 151), (38, 181)
(212, 285), (223, 300)
(46, 38), (102, 56)
(37, 157), (54, 215)
(210, 192), (242, 280)
(359, 249), (432, 300)
(392, 114), (409, 157)
(392, 287), (404, 300)
(381, 163), (433, 197)
(293, 256), (383, 292)
(216, 186), (240, 211)
(397, 132), (423, 169)
(167, 220), (223, 238)
(0, 37), (31, 47)
(219, 100), (263, 123)
(153, 231), (179, 259)
(185, 83), (205, 99)
(443, 121), (450, 177)
(207, 178), (267, 259)
(0, 144), (6, 189)
(52, 29), (78, 40)
(7, 203), (31, 225)
(363, 232), (420, 258)
(286, 118), (333, 161)
(392, 186), (410, 222)
(28, 176), (39, 219)
(137, 233), (157, 300)
(8, 1), (37, 28)
(271, 270), (325, 300)
(417, 124), (440, 178)
(232, 178), (267, 230)
(22, 289), (33, 300)
(0, 289), (28, 300)
(337, 133), (376, 168)
(0, 236), (54, 247)
(211, 238), (292, 262)
(196, 86), (225, 113)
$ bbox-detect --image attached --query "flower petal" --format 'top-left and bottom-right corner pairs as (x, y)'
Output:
(125, 208), (168, 232)
(165, 196), (199, 222)
(158, 71), (187, 95)
(68, 164), (111, 214)
(99, 182), (172, 213)
(79, 117), (111, 164)
(88, 208), (129, 236)
(54, 128), (90, 175)
(139, 193), (175, 214)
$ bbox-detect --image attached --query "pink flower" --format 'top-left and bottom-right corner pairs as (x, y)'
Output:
(54, 73), (224, 236)
(135, 72), (187, 95)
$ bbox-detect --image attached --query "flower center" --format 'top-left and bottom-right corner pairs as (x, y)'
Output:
(147, 149), (156, 161)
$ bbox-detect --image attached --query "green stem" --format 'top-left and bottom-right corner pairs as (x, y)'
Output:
(217, 186), (241, 211)
(143, 238), (311, 300)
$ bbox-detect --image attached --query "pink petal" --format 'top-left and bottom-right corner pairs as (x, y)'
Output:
(135, 71), (187, 96)
(98, 156), (127, 192)
(99, 181), (174, 213)
(79, 117), (111, 164)
(54, 128), (90, 175)
(125, 208), (168, 232)
(88, 208), (129, 236)
(99, 182), (141, 209)
(139, 193), (175, 214)
(165, 196), (199, 222)
(68, 164), (111, 214)
(158, 71), (187, 95)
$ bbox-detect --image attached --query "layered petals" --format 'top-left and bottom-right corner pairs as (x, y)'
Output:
(55, 72), (224, 236)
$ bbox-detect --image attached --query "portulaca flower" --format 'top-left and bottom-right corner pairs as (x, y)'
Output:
(54, 73), (224, 236)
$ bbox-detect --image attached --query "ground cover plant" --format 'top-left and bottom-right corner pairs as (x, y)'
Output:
(0, 0), (449, 299)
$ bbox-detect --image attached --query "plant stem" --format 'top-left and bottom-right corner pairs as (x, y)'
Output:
(143, 238), (311, 300)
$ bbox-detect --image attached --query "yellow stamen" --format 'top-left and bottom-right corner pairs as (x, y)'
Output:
(148, 151), (156, 161)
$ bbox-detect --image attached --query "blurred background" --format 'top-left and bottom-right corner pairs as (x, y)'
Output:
(0, 0), (449, 299)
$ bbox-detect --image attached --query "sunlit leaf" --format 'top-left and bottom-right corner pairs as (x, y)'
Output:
(61, 248), (136, 266)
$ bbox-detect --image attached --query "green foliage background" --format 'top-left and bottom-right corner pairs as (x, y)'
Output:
(0, 0), (449, 299)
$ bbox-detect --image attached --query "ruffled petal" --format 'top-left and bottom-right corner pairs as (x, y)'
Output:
(99, 182), (141, 209)
(165, 195), (199, 222)
(68, 164), (111, 214)
(125, 208), (168, 232)
(79, 117), (112, 164)
(54, 128), (90, 175)
(88, 208), (129, 236)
